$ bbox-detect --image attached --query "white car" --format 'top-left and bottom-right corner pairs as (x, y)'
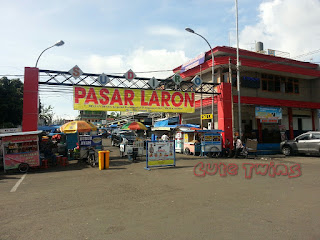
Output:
(280, 131), (320, 156)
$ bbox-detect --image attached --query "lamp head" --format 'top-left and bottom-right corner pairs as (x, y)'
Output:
(185, 28), (195, 34)
(54, 40), (65, 47)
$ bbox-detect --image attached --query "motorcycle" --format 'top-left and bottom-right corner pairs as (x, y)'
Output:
(86, 147), (98, 167)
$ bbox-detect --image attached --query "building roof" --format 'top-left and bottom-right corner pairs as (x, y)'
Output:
(173, 46), (320, 80)
(0, 130), (42, 138)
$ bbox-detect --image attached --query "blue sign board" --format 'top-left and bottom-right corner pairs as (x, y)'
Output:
(255, 107), (282, 120)
(79, 135), (102, 147)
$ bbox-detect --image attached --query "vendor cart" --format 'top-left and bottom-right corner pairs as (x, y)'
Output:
(0, 131), (42, 173)
(199, 130), (223, 157)
(182, 130), (201, 155)
(182, 130), (223, 157)
(120, 138), (144, 161)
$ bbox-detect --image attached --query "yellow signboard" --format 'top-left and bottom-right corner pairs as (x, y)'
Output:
(201, 114), (213, 119)
(73, 86), (195, 113)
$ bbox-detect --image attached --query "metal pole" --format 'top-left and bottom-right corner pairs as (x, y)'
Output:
(35, 40), (64, 68)
(235, 0), (242, 138)
(192, 33), (214, 129)
(35, 45), (55, 68)
(200, 65), (203, 129)
(185, 28), (215, 129)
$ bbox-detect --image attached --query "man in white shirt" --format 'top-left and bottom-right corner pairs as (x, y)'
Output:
(161, 134), (169, 141)
(235, 136), (243, 158)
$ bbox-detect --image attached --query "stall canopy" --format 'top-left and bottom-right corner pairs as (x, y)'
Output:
(0, 130), (42, 138)
(38, 125), (61, 132)
(153, 118), (199, 131)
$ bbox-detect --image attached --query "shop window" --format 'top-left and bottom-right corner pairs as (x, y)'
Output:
(294, 79), (299, 93)
(261, 74), (299, 95)
(268, 79), (275, 91)
(274, 76), (280, 92)
(286, 78), (294, 93)
(280, 77), (286, 93)
(262, 79), (268, 90)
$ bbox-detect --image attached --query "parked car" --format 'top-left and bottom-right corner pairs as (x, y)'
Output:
(111, 130), (136, 147)
(280, 131), (320, 156)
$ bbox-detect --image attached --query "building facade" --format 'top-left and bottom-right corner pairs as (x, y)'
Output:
(173, 45), (320, 145)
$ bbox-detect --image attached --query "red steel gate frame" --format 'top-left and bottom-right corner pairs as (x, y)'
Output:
(22, 67), (233, 143)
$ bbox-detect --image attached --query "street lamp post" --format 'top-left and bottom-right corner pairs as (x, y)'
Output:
(35, 40), (65, 68)
(185, 28), (215, 129)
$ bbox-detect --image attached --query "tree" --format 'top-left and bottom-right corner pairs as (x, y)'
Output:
(0, 77), (24, 128)
(39, 104), (54, 126)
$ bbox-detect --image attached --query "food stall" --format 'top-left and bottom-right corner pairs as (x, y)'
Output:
(181, 129), (223, 157)
(200, 130), (223, 157)
(182, 130), (202, 155)
(174, 131), (184, 153)
(0, 131), (42, 173)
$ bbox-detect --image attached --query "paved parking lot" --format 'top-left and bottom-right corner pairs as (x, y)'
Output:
(1, 142), (320, 240)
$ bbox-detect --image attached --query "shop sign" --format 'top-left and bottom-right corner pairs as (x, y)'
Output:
(98, 73), (110, 86)
(0, 128), (21, 134)
(192, 75), (202, 87)
(172, 73), (183, 85)
(260, 119), (278, 123)
(79, 135), (92, 147)
(73, 86), (195, 113)
(2, 134), (39, 170)
(69, 65), (83, 79)
(146, 141), (175, 169)
(255, 107), (282, 120)
(79, 135), (102, 147)
(148, 77), (159, 89)
(124, 69), (136, 82)
(180, 52), (205, 73)
(201, 114), (213, 120)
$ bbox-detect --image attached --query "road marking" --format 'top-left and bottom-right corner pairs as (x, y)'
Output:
(10, 173), (27, 192)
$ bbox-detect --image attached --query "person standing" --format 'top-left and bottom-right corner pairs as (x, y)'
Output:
(235, 136), (243, 158)
(161, 133), (169, 141)
(223, 138), (231, 157)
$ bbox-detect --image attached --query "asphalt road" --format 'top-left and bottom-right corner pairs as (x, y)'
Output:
(1, 140), (320, 240)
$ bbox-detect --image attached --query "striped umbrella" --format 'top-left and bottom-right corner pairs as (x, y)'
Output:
(60, 120), (97, 133)
(121, 122), (147, 130)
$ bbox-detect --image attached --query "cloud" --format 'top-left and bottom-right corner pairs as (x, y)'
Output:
(239, 0), (320, 61)
(86, 55), (125, 74)
(85, 47), (188, 78)
(147, 26), (185, 37)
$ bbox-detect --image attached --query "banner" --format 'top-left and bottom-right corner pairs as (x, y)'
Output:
(73, 86), (195, 113)
(146, 141), (175, 170)
(255, 107), (282, 120)
(2, 134), (39, 170)
(79, 135), (102, 147)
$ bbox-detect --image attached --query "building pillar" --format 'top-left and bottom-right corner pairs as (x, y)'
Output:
(288, 107), (294, 139)
(217, 82), (233, 146)
(22, 67), (39, 132)
(257, 119), (262, 142)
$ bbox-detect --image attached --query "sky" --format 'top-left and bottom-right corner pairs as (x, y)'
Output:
(1, 0), (320, 121)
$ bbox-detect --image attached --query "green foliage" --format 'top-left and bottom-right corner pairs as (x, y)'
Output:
(39, 104), (54, 125)
(0, 77), (24, 128)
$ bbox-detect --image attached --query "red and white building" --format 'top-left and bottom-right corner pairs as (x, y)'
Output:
(173, 45), (320, 145)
